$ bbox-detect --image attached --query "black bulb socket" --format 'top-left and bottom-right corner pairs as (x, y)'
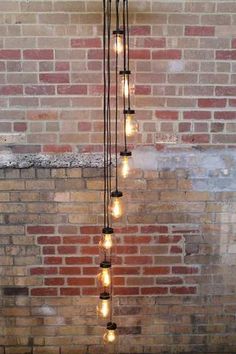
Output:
(100, 261), (111, 269)
(99, 292), (110, 300)
(124, 109), (135, 115)
(111, 190), (123, 198)
(120, 150), (132, 157)
(107, 322), (117, 331)
(119, 69), (131, 76)
(102, 227), (114, 235)
(113, 29), (124, 35)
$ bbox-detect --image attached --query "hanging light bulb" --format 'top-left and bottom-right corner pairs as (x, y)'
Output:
(103, 322), (118, 344)
(97, 292), (111, 319)
(120, 70), (131, 98)
(110, 190), (124, 219)
(99, 227), (115, 262)
(124, 109), (138, 137)
(98, 261), (111, 291)
(113, 29), (124, 54)
(120, 150), (132, 179)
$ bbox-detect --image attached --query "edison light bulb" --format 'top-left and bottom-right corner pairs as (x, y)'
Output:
(113, 30), (123, 54)
(112, 198), (122, 219)
(100, 233), (113, 250)
(97, 293), (110, 319)
(100, 268), (111, 287)
(126, 114), (138, 137)
(122, 75), (129, 98)
(121, 156), (129, 179)
(120, 151), (132, 179)
(103, 322), (118, 344)
(114, 34), (123, 54)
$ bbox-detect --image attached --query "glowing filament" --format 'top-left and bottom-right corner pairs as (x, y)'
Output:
(97, 299), (110, 319)
(126, 115), (138, 137)
(121, 156), (130, 179)
(100, 234), (113, 251)
(99, 268), (111, 288)
(103, 329), (117, 344)
(111, 197), (123, 219)
(122, 76), (129, 98)
(114, 35), (123, 54)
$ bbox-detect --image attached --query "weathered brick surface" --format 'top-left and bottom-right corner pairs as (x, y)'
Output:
(0, 0), (235, 151)
(0, 164), (235, 353)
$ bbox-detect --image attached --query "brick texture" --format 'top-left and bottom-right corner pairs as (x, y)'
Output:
(0, 166), (236, 353)
(0, 0), (235, 151)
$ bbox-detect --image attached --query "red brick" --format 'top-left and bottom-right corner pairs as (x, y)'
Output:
(82, 267), (98, 275)
(198, 99), (226, 108)
(37, 236), (60, 244)
(216, 50), (236, 60)
(141, 287), (168, 295)
(141, 225), (168, 233)
(116, 246), (138, 254)
(13, 122), (27, 132)
(67, 278), (94, 286)
(80, 226), (101, 234)
(63, 236), (90, 244)
(170, 286), (197, 294)
(114, 287), (139, 295)
(28, 226), (55, 234)
(23, 49), (53, 60)
(182, 134), (210, 144)
(60, 267), (81, 275)
(135, 85), (151, 95)
(130, 26), (151, 36)
(27, 111), (58, 121)
(82, 288), (97, 296)
(44, 257), (62, 265)
(80, 246), (97, 255)
(25, 85), (55, 95)
(214, 111), (236, 120)
(172, 266), (199, 274)
(45, 278), (64, 286)
(58, 246), (77, 254)
(124, 236), (151, 244)
(229, 99), (236, 107)
(65, 257), (93, 265)
(55, 61), (70, 71)
(57, 85), (87, 95)
(155, 111), (179, 120)
(159, 235), (182, 244)
(184, 111), (211, 120)
(216, 86), (236, 97)
(232, 39), (236, 49)
(185, 26), (215, 36)
(39, 73), (69, 84)
(42, 246), (55, 255)
(60, 288), (80, 296)
(88, 49), (103, 60)
(71, 38), (101, 48)
(124, 256), (153, 265)
(170, 246), (182, 254)
(130, 49), (150, 60)
(153, 50), (181, 60)
(113, 267), (140, 275)
(30, 267), (58, 275)
(0, 50), (21, 59)
(31, 288), (57, 296)
(0, 85), (23, 95)
(143, 266), (170, 275)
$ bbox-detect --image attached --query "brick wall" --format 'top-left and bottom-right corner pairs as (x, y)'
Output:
(0, 0), (236, 153)
(1, 1), (236, 353)
(1, 161), (236, 353)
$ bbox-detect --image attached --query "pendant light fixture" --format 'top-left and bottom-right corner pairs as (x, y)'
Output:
(98, 0), (137, 345)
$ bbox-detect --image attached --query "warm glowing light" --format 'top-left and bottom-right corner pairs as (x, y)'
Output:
(121, 156), (130, 179)
(103, 325), (118, 344)
(97, 298), (110, 319)
(100, 234), (113, 250)
(126, 114), (138, 137)
(122, 75), (129, 98)
(99, 268), (111, 287)
(114, 34), (123, 54)
(111, 197), (123, 219)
